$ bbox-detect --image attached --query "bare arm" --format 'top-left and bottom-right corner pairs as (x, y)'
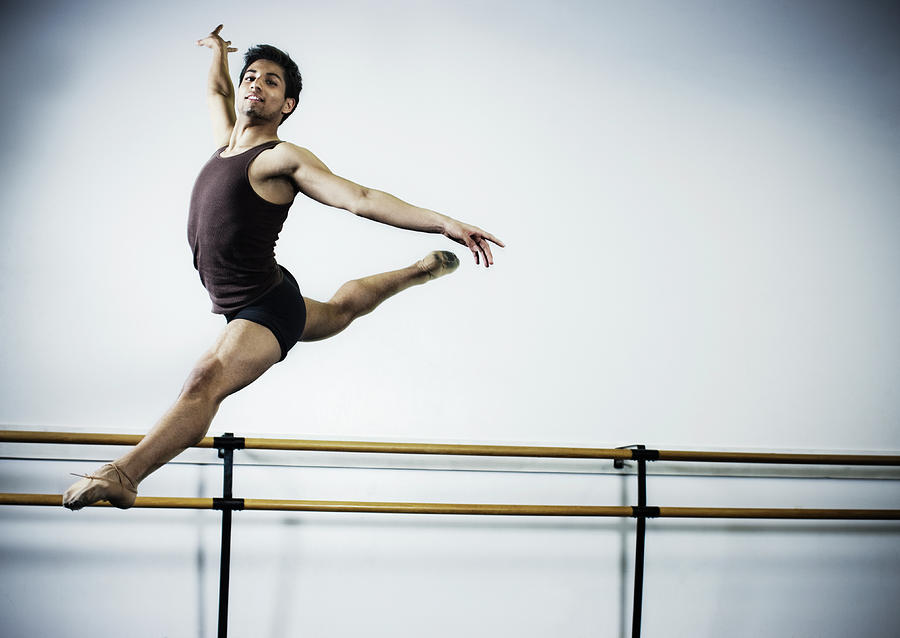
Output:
(197, 25), (237, 148)
(281, 144), (504, 266)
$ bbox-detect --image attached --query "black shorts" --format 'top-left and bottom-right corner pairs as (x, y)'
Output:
(225, 266), (306, 361)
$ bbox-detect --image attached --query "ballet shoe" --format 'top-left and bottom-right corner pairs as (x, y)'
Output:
(63, 462), (138, 510)
(417, 251), (459, 280)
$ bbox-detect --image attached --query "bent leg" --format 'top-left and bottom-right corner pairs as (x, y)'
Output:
(301, 250), (458, 342)
(63, 319), (281, 510)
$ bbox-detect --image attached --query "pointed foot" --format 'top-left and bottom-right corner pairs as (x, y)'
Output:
(63, 462), (138, 510)
(417, 251), (460, 280)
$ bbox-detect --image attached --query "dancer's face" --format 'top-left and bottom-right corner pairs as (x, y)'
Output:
(238, 59), (296, 123)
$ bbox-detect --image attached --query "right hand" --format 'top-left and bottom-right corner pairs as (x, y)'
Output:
(197, 24), (237, 54)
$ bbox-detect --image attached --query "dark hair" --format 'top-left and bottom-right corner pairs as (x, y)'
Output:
(240, 44), (303, 123)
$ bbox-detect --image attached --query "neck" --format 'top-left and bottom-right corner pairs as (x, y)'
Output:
(226, 119), (280, 152)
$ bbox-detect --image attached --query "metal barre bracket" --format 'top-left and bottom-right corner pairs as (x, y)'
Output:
(212, 498), (245, 511)
(214, 434), (246, 454)
(613, 444), (661, 469)
(631, 448), (661, 462)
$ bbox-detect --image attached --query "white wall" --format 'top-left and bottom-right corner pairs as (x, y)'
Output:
(1, 1), (899, 636)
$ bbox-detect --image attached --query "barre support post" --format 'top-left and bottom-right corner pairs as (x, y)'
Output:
(214, 433), (245, 638)
(631, 444), (650, 638)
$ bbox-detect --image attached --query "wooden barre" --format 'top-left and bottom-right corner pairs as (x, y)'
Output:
(240, 438), (631, 459)
(1, 431), (146, 446)
(656, 507), (900, 520)
(0, 429), (628, 460)
(655, 450), (900, 466)
(2, 494), (899, 519)
(3, 430), (900, 465)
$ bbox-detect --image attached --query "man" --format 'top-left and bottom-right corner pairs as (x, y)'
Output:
(62, 25), (503, 509)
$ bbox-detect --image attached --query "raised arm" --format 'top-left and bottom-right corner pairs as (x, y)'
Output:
(197, 24), (237, 148)
(275, 144), (504, 266)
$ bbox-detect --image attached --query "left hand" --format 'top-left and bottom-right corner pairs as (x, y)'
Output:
(443, 219), (505, 267)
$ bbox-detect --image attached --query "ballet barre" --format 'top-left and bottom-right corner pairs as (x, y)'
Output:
(2, 429), (899, 638)
(2, 493), (899, 519)
(2, 428), (899, 464)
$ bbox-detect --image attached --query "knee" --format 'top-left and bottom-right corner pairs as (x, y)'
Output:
(325, 295), (357, 328)
(332, 279), (373, 317)
(180, 357), (225, 403)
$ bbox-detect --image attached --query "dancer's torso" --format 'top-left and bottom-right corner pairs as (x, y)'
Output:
(187, 140), (293, 314)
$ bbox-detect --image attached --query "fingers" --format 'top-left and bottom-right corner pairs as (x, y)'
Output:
(198, 25), (232, 48)
(197, 31), (237, 54)
(448, 220), (503, 267)
(466, 234), (493, 267)
(477, 236), (494, 266)
(462, 236), (480, 266)
(483, 231), (505, 248)
(197, 38), (235, 51)
(469, 226), (503, 248)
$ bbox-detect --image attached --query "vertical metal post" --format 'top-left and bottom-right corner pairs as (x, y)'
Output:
(631, 445), (647, 638)
(217, 434), (235, 638)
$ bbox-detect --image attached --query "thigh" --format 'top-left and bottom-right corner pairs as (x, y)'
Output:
(198, 319), (282, 400)
(299, 296), (346, 342)
(226, 267), (306, 360)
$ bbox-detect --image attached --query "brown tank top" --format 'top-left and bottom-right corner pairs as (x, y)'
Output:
(187, 141), (292, 314)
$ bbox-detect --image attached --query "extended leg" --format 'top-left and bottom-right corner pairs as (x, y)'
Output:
(62, 319), (282, 510)
(300, 250), (458, 342)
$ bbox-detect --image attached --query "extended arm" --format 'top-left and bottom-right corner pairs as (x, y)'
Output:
(197, 25), (237, 147)
(284, 145), (504, 266)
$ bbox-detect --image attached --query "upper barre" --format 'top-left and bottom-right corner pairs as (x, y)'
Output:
(3, 429), (900, 466)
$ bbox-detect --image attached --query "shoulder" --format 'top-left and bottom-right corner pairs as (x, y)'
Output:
(269, 142), (319, 166)
(256, 142), (323, 176)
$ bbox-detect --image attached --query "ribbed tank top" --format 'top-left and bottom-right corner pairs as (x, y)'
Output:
(187, 141), (292, 314)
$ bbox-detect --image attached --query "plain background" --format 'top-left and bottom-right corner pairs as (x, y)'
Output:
(1, 1), (898, 636)
(1, 0), (898, 451)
